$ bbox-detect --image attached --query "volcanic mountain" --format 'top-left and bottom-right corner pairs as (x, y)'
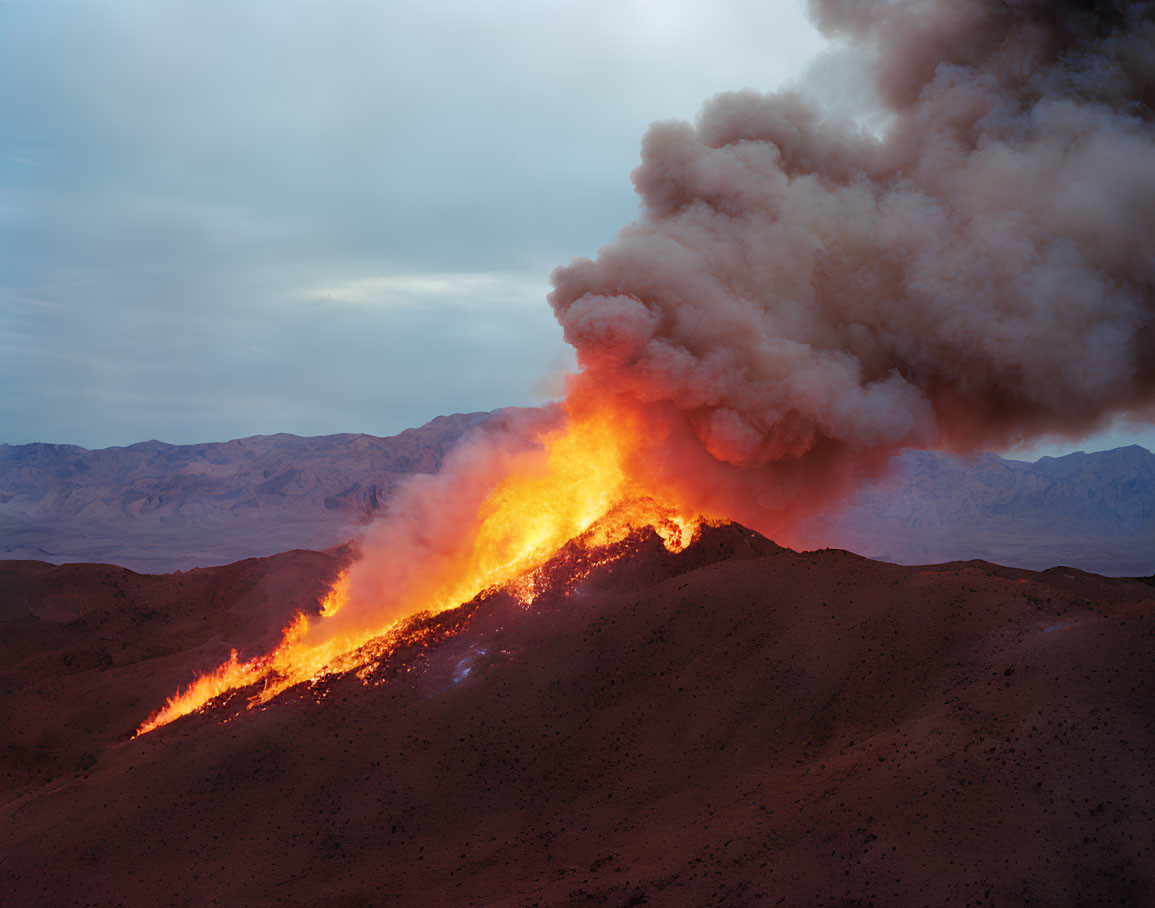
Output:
(4, 525), (1153, 904)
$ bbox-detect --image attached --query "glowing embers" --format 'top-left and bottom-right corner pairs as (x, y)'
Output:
(135, 407), (715, 737)
(135, 612), (312, 736)
(138, 599), (486, 735)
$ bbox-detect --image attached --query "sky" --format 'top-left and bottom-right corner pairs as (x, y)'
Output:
(1, 0), (1151, 456)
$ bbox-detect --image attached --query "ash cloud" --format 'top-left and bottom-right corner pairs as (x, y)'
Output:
(549, 0), (1155, 539)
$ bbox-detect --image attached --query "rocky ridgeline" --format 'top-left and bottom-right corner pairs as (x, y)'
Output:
(0, 412), (490, 572)
(809, 445), (1155, 576)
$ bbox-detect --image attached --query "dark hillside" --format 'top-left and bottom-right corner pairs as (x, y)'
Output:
(4, 528), (1154, 904)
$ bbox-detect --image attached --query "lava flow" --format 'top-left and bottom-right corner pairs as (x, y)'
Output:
(138, 0), (1155, 736)
(136, 406), (709, 736)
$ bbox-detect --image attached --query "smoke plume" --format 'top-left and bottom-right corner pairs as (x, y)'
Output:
(136, 1), (1155, 732)
(549, 0), (1155, 542)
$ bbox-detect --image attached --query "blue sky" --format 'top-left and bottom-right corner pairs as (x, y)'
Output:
(1, 0), (1151, 456)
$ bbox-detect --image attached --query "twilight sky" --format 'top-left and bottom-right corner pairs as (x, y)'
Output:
(2, 0), (1151, 456)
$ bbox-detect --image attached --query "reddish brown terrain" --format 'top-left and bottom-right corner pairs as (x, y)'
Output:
(3, 527), (1155, 905)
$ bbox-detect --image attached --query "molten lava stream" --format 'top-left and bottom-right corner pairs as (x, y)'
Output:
(135, 408), (707, 736)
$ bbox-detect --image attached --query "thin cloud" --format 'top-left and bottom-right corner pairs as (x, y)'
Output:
(304, 271), (548, 310)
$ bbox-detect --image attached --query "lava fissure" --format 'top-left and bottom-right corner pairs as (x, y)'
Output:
(136, 514), (756, 737)
(136, 409), (715, 736)
(136, 0), (1155, 738)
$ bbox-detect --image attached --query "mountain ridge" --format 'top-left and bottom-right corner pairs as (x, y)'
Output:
(1, 414), (1152, 575)
(0, 412), (493, 571)
(807, 443), (1155, 575)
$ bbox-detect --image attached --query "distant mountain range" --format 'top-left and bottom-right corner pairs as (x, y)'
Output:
(0, 412), (487, 572)
(1, 413), (1152, 575)
(806, 445), (1155, 576)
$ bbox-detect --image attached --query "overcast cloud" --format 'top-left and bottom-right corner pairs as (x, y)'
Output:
(2, 0), (1151, 455)
(0, 0), (825, 447)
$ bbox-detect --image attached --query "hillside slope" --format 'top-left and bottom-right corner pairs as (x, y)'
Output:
(4, 529), (1154, 904)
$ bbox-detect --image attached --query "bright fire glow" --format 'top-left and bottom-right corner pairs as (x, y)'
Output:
(136, 407), (714, 736)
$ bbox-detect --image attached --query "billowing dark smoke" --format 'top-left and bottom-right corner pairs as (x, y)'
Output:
(549, 0), (1155, 541)
(134, 0), (1155, 733)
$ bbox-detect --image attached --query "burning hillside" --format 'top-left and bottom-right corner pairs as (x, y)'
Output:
(135, 408), (714, 734)
(4, 528), (1155, 903)
(135, 0), (1155, 739)
(6, 1), (1155, 903)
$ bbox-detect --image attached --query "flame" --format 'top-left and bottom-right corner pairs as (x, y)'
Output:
(136, 407), (714, 736)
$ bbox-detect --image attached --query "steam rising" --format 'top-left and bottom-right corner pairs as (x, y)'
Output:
(550, 0), (1155, 540)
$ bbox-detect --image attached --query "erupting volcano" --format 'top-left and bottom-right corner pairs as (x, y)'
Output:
(10, 1), (1155, 902)
(136, 406), (713, 735)
(138, 0), (1155, 738)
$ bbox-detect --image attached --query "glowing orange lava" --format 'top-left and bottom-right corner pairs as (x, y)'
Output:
(136, 407), (714, 736)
